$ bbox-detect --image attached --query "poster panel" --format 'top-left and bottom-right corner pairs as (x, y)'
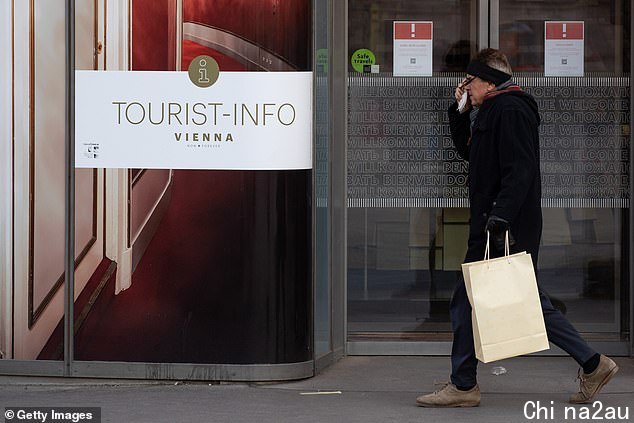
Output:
(75, 71), (313, 170)
(545, 21), (584, 77)
(393, 21), (433, 77)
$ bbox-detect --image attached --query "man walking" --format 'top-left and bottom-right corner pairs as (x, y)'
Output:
(416, 48), (618, 408)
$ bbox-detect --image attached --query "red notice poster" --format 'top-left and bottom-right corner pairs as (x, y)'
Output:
(393, 21), (433, 76)
(545, 21), (584, 76)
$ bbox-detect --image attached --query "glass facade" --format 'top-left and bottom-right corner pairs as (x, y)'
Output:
(0, 0), (631, 379)
(315, 0), (332, 358)
(346, 0), (631, 350)
(498, 0), (630, 339)
(347, 0), (477, 337)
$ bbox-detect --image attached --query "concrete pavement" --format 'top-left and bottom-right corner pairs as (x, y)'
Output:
(0, 356), (632, 422)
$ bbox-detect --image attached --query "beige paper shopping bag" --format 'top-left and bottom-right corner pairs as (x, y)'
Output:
(461, 233), (549, 363)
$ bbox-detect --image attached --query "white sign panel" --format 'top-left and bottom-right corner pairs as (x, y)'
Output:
(393, 21), (433, 77)
(75, 71), (313, 170)
(544, 21), (584, 76)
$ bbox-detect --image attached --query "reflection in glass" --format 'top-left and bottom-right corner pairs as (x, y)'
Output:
(500, 0), (630, 74)
(500, 0), (630, 341)
(347, 0), (476, 339)
(346, 0), (630, 345)
(349, 0), (476, 74)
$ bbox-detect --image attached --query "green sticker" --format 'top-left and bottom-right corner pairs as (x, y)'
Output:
(351, 49), (376, 73)
(316, 49), (328, 73)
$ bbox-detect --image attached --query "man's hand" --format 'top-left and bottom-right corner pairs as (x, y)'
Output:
(454, 80), (467, 103)
(455, 78), (472, 113)
(485, 215), (516, 253)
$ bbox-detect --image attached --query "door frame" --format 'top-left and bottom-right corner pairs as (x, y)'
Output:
(104, 0), (132, 294)
(337, 0), (491, 357)
(0, 0), (14, 360)
(338, 0), (633, 357)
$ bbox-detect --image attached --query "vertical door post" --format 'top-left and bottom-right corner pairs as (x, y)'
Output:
(64, 0), (76, 376)
(330, 0), (347, 357)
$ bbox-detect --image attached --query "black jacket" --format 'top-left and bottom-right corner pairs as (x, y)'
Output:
(448, 90), (542, 266)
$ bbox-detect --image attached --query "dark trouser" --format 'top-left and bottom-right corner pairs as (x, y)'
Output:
(449, 280), (598, 388)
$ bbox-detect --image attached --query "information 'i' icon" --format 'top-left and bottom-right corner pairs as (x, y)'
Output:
(198, 59), (210, 83)
(188, 55), (220, 88)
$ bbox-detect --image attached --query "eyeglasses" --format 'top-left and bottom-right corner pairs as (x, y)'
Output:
(459, 76), (476, 89)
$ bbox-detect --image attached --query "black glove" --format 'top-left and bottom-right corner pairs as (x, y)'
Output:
(485, 215), (516, 253)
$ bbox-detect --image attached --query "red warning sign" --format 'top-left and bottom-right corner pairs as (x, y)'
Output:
(394, 22), (432, 40)
(545, 22), (584, 40)
(393, 21), (433, 76)
(544, 21), (584, 76)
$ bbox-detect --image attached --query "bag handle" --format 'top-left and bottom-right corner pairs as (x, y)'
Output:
(484, 230), (511, 262)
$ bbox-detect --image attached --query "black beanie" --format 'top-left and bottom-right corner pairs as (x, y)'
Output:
(465, 60), (511, 85)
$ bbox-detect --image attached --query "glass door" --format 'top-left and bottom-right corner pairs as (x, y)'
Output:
(345, 0), (631, 353)
(346, 0), (479, 341)
(496, 0), (630, 339)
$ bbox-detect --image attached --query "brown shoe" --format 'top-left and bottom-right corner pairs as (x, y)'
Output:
(416, 382), (480, 408)
(569, 355), (619, 404)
